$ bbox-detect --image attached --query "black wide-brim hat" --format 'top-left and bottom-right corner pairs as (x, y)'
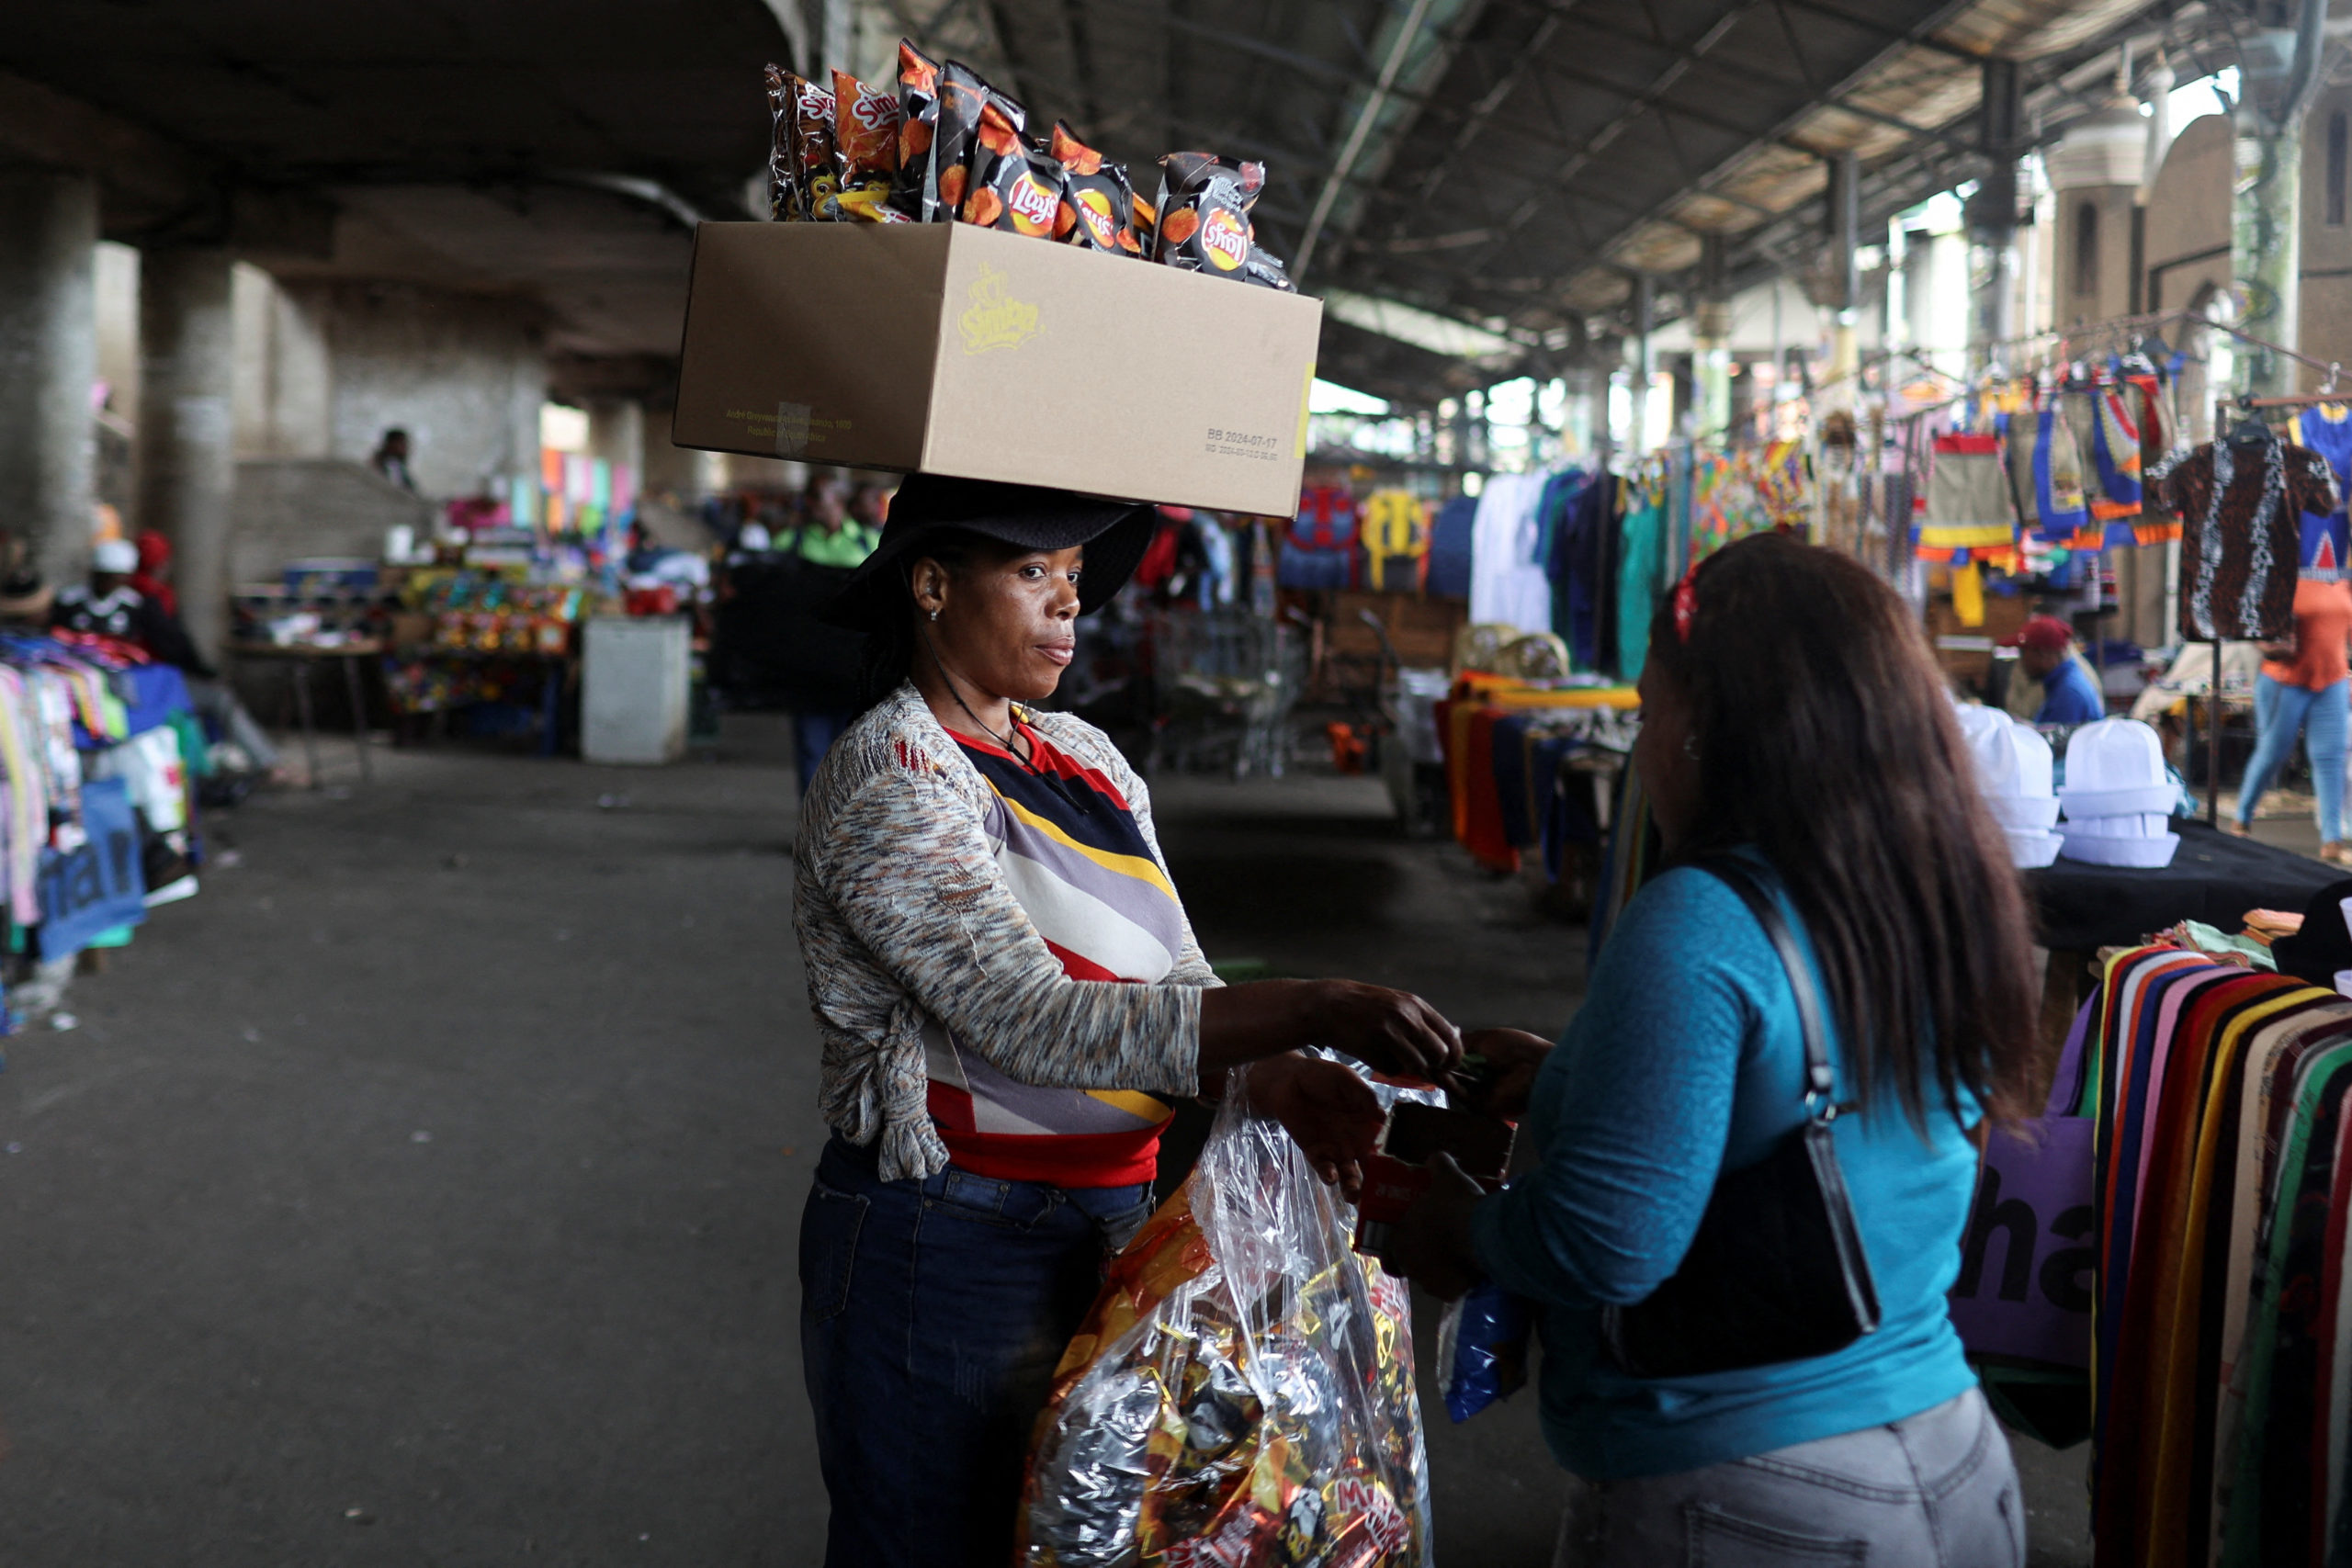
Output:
(822, 475), (1155, 629)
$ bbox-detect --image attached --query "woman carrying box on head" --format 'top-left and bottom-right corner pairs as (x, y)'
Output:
(790, 474), (1464, 1568)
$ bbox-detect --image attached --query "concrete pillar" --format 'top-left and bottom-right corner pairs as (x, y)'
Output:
(1629, 273), (1655, 453)
(137, 247), (236, 661)
(1969, 59), (2024, 374)
(585, 399), (646, 482)
(2233, 0), (2327, 397)
(0, 170), (99, 586)
(1693, 233), (1733, 442)
(1825, 154), (1861, 412)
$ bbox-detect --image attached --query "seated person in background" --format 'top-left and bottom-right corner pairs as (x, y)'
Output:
(790, 476), (880, 569)
(2004, 614), (2105, 726)
(54, 539), (287, 782)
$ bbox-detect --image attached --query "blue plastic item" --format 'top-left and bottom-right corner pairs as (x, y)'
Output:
(1439, 1280), (1533, 1422)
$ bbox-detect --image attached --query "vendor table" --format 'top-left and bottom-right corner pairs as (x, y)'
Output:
(228, 639), (379, 787)
(2025, 819), (2340, 952)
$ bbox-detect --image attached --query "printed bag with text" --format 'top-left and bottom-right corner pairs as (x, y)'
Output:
(1018, 1060), (1435, 1568)
(1947, 995), (2097, 1371)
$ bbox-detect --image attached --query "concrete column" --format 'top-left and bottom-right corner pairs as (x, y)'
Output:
(137, 247), (236, 661)
(585, 399), (646, 482)
(1629, 273), (1655, 453)
(2233, 0), (2328, 396)
(1969, 59), (2024, 375)
(0, 170), (99, 586)
(1824, 154), (1861, 412)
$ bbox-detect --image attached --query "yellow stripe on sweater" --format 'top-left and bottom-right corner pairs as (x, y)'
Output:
(1086, 1089), (1174, 1122)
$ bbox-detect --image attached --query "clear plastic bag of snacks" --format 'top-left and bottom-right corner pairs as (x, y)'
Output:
(1018, 1060), (1436, 1567)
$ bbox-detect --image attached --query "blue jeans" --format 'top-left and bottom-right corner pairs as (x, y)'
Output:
(1555, 1390), (2022, 1566)
(2238, 673), (2349, 841)
(799, 1135), (1154, 1568)
(791, 709), (854, 795)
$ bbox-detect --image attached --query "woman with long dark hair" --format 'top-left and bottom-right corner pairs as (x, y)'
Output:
(792, 475), (1463, 1567)
(1389, 533), (2042, 1565)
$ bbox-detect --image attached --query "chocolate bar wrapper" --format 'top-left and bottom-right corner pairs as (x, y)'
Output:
(763, 63), (797, 220)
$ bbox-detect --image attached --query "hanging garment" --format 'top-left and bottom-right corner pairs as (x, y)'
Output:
(1359, 489), (1428, 593)
(1468, 472), (1551, 633)
(1616, 481), (1666, 682)
(2087, 382), (2146, 514)
(2156, 433), (2342, 641)
(2293, 406), (2352, 582)
(2128, 371), (2188, 545)
(1426, 495), (1477, 599)
(1919, 434), (2017, 560)
(2219, 1042), (2352, 1565)
(1281, 484), (1359, 590)
(1541, 470), (1603, 665)
(2007, 401), (2091, 544)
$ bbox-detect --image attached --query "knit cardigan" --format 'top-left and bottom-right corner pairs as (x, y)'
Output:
(793, 682), (1219, 1182)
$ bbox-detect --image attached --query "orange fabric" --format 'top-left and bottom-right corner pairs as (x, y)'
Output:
(2260, 577), (2352, 691)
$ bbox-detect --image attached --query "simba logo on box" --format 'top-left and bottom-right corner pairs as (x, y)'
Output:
(959, 261), (1039, 354)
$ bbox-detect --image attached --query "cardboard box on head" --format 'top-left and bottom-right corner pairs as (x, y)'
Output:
(671, 220), (1322, 515)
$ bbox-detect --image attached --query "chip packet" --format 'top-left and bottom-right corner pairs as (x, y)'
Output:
(961, 93), (1064, 236)
(820, 67), (903, 221)
(886, 39), (943, 220)
(1152, 152), (1265, 278)
(1048, 121), (1141, 255)
(932, 60), (993, 221)
(831, 67), (901, 180)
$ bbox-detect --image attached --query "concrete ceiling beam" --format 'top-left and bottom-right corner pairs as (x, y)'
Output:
(0, 68), (335, 256)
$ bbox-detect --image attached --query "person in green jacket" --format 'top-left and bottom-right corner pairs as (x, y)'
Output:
(791, 477), (881, 570)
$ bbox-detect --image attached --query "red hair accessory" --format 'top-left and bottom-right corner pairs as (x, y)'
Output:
(1670, 558), (1702, 643)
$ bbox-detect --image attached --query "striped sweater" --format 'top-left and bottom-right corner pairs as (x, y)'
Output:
(793, 682), (1218, 1183)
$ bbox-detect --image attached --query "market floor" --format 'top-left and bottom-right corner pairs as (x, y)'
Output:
(0, 718), (2090, 1566)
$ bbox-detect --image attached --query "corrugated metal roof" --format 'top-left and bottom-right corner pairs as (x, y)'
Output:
(956, 0), (2203, 400)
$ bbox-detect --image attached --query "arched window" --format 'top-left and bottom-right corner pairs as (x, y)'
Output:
(2328, 111), (2347, 226)
(2074, 200), (2100, 299)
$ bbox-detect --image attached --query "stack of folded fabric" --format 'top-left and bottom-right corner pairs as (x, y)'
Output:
(1956, 703), (2064, 868)
(2058, 717), (2179, 867)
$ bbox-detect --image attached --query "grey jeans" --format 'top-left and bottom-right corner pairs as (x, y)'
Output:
(1554, 1389), (2024, 1567)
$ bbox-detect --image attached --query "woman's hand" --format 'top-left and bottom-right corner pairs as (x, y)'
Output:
(1454, 1028), (1555, 1120)
(1197, 978), (1462, 1082)
(1309, 980), (1464, 1083)
(1381, 1151), (1486, 1301)
(1248, 1053), (1385, 1201)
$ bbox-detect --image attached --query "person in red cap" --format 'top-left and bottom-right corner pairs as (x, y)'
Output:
(2003, 614), (2104, 726)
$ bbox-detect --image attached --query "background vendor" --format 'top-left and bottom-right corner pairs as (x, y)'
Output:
(2005, 614), (2105, 726)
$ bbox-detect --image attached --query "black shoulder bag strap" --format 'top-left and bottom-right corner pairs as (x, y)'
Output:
(1598, 854), (1883, 1379)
